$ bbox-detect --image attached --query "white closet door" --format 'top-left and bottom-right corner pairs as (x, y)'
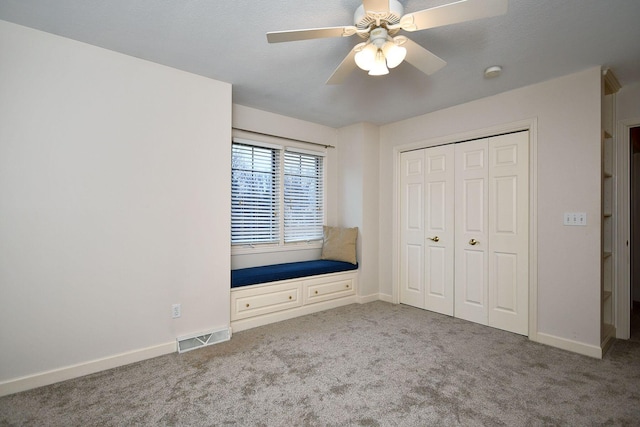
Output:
(488, 132), (529, 335)
(454, 139), (489, 325)
(424, 144), (455, 315)
(400, 150), (426, 308)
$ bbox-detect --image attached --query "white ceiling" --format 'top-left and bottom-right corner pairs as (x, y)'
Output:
(1, 0), (639, 128)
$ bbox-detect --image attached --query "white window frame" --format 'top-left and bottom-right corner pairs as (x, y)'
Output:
(231, 136), (326, 255)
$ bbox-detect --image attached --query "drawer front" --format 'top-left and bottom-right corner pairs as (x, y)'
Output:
(304, 277), (355, 304)
(231, 283), (302, 321)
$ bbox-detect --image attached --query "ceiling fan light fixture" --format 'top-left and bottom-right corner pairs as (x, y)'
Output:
(383, 40), (406, 69)
(355, 42), (377, 71)
(368, 50), (389, 76)
(267, 0), (509, 84)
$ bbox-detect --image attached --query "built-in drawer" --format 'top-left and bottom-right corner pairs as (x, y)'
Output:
(304, 275), (355, 305)
(231, 282), (302, 321)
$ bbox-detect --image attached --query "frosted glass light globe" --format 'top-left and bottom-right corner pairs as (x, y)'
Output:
(368, 50), (389, 76)
(355, 43), (377, 71)
(383, 41), (407, 69)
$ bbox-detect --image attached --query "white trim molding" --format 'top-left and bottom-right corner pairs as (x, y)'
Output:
(357, 293), (383, 304)
(0, 342), (176, 397)
(616, 117), (640, 339)
(378, 293), (394, 304)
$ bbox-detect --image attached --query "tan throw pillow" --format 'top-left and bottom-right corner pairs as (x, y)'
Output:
(321, 226), (358, 264)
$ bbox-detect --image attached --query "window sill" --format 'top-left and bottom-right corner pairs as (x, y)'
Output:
(232, 241), (322, 256)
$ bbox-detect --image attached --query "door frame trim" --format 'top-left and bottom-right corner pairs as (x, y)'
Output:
(616, 117), (640, 339)
(391, 118), (538, 340)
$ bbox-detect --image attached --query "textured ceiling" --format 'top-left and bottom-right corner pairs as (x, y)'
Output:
(1, 0), (639, 128)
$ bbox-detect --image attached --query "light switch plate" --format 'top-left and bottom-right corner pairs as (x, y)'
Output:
(564, 212), (587, 226)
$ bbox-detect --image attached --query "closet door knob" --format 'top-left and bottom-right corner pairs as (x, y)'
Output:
(469, 239), (479, 246)
(428, 236), (440, 242)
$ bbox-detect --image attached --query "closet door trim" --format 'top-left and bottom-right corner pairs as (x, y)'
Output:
(392, 119), (538, 341)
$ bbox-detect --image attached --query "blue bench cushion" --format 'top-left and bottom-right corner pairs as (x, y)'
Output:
(231, 260), (358, 288)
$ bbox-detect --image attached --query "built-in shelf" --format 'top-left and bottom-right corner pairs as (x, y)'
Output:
(602, 324), (615, 344)
(600, 68), (619, 351)
(603, 69), (621, 95)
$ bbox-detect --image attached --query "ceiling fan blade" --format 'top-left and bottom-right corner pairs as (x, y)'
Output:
(326, 48), (358, 85)
(402, 38), (447, 75)
(400, 0), (508, 32)
(363, 0), (390, 13)
(267, 26), (357, 43)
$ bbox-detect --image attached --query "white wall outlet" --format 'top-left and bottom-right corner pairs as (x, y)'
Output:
(563, 212), (587, 226)
(172, 303), (181, 318)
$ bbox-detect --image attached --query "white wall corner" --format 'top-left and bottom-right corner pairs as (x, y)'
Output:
(356, 294), (382, 304)
(377, 293), (394, 303)
(533, 332), (603, 359)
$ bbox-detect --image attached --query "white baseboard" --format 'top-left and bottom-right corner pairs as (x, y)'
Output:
(356, 293), (381, 304)
(378, 293), (394, 303)
(534, 332), (603, 359)
(0, 341), (176, 397)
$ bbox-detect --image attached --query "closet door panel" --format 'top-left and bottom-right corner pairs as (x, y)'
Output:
(424, 145), (455, 315)
(426, 246), (446, 296)
(400, 150), (426, 308)
(405, 243), (424, 296)
(494, 252), (517, 310)
(462, 249), (485, 305)
(488, 132), (529, 335)
(455, 139), (489, 325)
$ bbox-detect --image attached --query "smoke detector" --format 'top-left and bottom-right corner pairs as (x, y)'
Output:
(484, 65), (502, 78)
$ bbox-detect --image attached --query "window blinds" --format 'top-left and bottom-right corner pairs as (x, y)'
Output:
(283, 150), (324, 243)
(231, 141), (325, 246)
(231, 143), (280, 244)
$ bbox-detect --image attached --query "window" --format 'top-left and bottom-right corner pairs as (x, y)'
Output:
(283, 150), (324, 242)
(231, 139), (324, 248)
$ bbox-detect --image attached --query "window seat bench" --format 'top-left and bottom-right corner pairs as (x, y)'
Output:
(231, 260), (358, 288)
(230, 260), (359, 332)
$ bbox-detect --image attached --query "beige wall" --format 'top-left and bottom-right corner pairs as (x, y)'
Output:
(337, 123), (380, 300)
(0, 21), (232, 392)
(0, 16), (617, 392)
(378, 68), (603, 350)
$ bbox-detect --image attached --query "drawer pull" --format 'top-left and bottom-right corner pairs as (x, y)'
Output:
(289, 295), (292, 300)
(246, 303), (250, 308)
(314, 290), (318, 295)
(346, 284), (349, 288)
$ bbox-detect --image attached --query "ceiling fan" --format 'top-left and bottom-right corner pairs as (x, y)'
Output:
(267, 0), (508, 84)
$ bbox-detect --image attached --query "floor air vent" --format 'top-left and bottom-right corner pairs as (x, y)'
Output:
(177, 328), (231, 353)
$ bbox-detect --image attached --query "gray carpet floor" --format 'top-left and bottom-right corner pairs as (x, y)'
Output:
(1, 301), (639, 426)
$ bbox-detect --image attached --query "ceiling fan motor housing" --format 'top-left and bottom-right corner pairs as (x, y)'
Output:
(354, 0), (404, 37)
